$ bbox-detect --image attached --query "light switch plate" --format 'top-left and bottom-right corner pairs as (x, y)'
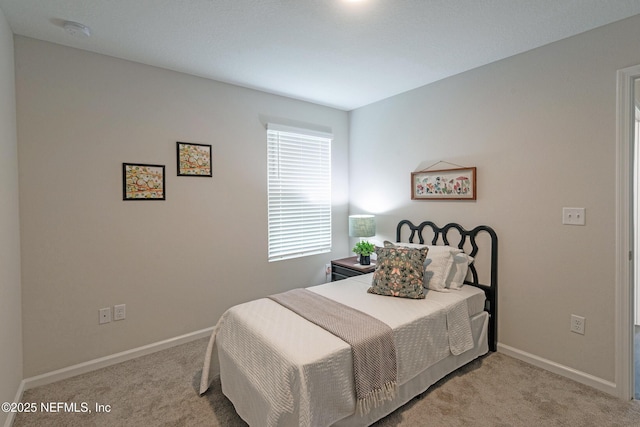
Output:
(562, 207), (585, 225)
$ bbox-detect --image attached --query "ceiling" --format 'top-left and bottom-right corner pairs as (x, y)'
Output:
(2, 0), (640, 111)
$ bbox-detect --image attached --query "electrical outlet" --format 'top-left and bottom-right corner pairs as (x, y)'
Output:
(99, 307), (111, 324)
(325, 263), (331, 275)
(114, 304), (126, 321)
(570, 314), (585, 335)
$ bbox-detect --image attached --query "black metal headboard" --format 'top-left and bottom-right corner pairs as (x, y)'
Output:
(396, 220), (498, 352)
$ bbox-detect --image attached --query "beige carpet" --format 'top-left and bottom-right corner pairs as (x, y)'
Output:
(13, 338), (640, 426)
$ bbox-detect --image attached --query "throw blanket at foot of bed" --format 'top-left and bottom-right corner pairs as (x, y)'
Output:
(269, 288), (398, 415)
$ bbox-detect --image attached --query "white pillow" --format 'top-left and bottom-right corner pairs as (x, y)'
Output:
(422, 247), (462, 291)
(446, 253), (474, 290)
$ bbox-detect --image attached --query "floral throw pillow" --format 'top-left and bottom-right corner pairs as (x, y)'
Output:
(368, 246), (429, 299)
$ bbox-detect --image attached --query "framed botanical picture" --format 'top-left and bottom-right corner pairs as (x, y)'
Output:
(177, 142), (212, 177)
(122, 163), (166, 200)
(411, 167), (476, 200)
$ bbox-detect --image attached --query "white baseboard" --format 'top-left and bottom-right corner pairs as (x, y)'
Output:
(497, 343), (617, 396)
(3, 380), (25, 427)
(21, 327), (214, 392)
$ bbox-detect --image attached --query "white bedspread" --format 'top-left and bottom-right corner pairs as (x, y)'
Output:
(200, 274), (481, 427)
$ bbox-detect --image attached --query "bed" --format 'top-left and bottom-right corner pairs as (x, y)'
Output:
(200, 220), (498, 426)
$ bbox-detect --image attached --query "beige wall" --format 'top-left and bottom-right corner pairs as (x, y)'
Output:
(15, 37), (350, 376)
(349, 14), (640, 383)
(0, 6), (22, 425)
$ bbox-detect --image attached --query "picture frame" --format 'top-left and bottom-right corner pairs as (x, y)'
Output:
(411, 167), (476, 200)
(122, 163), (166, 200)
(177, 142), (212, 177)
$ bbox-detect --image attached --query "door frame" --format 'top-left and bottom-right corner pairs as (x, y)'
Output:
(615, 64), (640, 400)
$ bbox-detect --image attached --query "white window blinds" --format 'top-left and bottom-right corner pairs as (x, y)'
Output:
(267, 124), (332, 261)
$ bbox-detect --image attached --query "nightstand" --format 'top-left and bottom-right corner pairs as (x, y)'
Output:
(331, 256), (376, 282)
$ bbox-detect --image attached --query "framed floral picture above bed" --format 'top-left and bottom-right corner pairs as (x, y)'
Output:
(411, 167), (476, 200)
(177, 142), (212, 177)
(122, 163), (166, 200)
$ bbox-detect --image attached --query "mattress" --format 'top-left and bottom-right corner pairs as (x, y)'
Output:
(200, 274), (488, 427)
(346, 273), (486, 317)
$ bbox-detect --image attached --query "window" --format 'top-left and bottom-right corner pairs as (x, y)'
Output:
(267, 123), (332, 261)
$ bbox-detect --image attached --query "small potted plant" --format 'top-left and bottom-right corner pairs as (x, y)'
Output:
(352, 241), (375, 265)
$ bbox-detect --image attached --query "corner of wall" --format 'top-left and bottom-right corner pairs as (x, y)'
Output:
(0, 6), (24, 427)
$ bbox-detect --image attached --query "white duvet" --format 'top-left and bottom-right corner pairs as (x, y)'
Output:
(200, 274), (482, 427)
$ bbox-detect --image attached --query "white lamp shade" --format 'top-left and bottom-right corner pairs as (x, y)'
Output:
(349, 215), (376, 238)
